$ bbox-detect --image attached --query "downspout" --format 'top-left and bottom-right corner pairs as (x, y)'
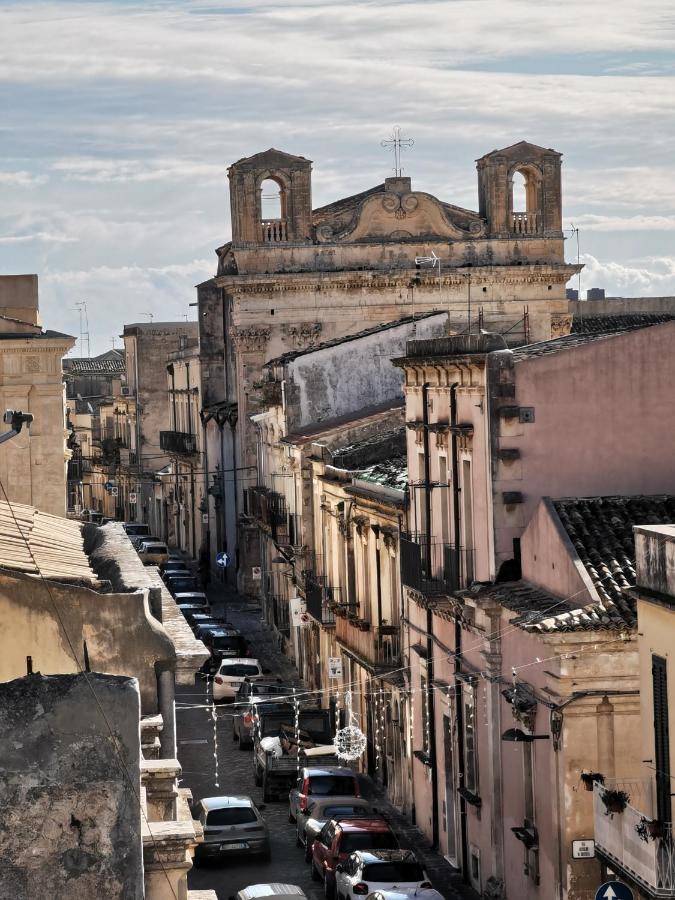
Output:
(451, 381), (468, 880)
(422, 382), (439, 849)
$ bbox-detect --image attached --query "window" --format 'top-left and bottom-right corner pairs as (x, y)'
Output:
(463, 682), (478, 794)
(512, 170), (527, 213)
(340, 833), (397, 853)
(308, 775), (357, 796)
(321, 804), (369, 819)
(362, 862), (424, 882)
(206, 807), (256, 827)
(653, 654), (671, 823)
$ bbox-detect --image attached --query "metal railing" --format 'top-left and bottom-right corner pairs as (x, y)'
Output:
(512, 211), (538, 234)
(261, 219), (288, 242)
(593, 780), (675, 895)
(400, 535), (474, 594)
(246, 486), (287, 536)
(305, 582), (336, 626)
(159, 430), (197, 455)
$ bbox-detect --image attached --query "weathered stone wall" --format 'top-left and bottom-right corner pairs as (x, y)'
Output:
(0, 672), (143, 899)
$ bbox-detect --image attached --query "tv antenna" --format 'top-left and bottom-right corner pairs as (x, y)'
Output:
(567, 224), (582, 298)
(74, 301), (91, 357)
(142, 312), (154, 323)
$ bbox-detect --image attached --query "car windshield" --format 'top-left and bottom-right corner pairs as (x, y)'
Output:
(362, 862), (424, 882)
(340, 833), (397, 853)
(322, 805), (368, 818)
(169, 578), (200, 589)
(221, 664), (260, 677)
(309, 776), (355, 796)
(144, 544), (166, 552)
(253, 685), (286, 696)
(206, 807), (257, 826)
(126, 525), (150, 535)
(211, 636), (243, 651)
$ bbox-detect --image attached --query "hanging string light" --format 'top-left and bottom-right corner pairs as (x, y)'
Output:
(373, 681), (382, 771)
(211, 699), (219, 789)
(423, 671), (431, 757)
(378, 684), (386, 772)
(293, 687), (301, 775)
(335, 689), (367, 763)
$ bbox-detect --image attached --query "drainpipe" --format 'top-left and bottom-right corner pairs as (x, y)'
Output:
(450, 381), (469, 879)
(422, 382), (439, 849)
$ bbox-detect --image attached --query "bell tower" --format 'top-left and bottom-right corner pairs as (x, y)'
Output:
(476, 141), (562, 238)
(228, 148), (313, 246)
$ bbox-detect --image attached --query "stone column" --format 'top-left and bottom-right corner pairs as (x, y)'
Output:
(157, 667), (176, 760)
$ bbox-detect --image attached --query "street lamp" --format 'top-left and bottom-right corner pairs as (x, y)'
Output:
(501, 727), (550, 742)
(0, 410), (34, 446)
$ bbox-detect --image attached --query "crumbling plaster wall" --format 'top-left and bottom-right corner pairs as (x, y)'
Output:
(0, 672), (143, 900)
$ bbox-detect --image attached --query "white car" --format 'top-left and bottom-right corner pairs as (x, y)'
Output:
(213, 658), (264, 702)
(336, 851), (437, 900)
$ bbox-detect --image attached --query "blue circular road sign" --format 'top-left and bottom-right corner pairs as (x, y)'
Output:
(595, 882), (633, 900)
(216, 552), (229, 568)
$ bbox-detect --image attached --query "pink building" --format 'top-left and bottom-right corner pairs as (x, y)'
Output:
(395, 320), (675, 899)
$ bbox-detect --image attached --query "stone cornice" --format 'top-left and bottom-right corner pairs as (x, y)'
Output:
(213, 263), (581, 296)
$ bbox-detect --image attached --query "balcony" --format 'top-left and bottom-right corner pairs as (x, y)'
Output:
(335, 615), (400, 670)
(305, 583), (338, 627)
(512, 211), (538, 234)
(261, 219), (287, 242)
(593, 780), (675, 896)
(160, 430), (197, 456)
(246, 486), (287, 539)
(400, 535), (474, 595)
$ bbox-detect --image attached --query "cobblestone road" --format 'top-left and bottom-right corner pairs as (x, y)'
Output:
(179, 590), (319, 900)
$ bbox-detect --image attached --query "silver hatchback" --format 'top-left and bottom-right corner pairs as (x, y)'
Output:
(192, 795), (270, 862)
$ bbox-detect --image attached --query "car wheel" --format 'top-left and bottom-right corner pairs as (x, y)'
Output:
(311, 862), (321, 882)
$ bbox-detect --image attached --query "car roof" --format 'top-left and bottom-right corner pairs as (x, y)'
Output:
(200, 795), (255, 810)
(142, 542), (167, 549)
(303, 766), (356, 777)
(220, 657), (260, 666)
(355, 850), (416, 864)
(174, 591), (207, 598)
(237, 886), (306, 900)
(209, 628), (240, 637)
(335, 818), (392, 832)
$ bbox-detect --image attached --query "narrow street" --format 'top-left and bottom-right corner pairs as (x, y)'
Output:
(177, 588), (318, 899)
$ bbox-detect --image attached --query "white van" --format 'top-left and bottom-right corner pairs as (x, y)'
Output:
(233, 885), (307, 900)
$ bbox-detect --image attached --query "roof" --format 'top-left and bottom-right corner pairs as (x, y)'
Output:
(511, 317), (675, 361)
(571, 312), (675, 334)
(63, 351), (125, 375)
(266, 312), (446, 367)
(0, 501), (99, 585)
(283, 402), (404, 446)
(356, 455), (408, 491)
(313, 182), (385, 217)
(469, 495), (675, 633)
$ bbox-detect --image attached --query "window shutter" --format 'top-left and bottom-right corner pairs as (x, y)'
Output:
(652, 655), (671, 823)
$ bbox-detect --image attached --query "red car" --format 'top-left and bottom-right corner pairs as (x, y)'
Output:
(311, 817), (399, 899)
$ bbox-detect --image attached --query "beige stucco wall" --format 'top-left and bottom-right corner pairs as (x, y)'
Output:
(0, 568), (175, 714)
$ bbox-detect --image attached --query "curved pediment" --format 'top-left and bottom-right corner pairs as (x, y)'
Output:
(315, 190), (485, 243)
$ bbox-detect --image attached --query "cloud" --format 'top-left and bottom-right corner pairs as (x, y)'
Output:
(0, 231), (78, 244)
(51, 156), (225, 183)
(580, 253), (675, 295)
(571, 214), (675, 231)
(0, 170), (48, 187)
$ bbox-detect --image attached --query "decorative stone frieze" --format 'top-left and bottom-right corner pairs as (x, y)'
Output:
(229, 325), (271, 353)
(550, 312), (573, 338)
(282, 321), (322, 349)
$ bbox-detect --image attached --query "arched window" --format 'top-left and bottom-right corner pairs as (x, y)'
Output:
(511, 167), (539, 234)
(259, 177), (287, 241)
(260, 178), (282, 220)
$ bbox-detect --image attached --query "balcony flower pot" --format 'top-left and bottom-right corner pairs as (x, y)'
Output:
(601, 789), (630, 814)
(580, 772), (604, 792)
(357, 620), (371, 632)
(646, 818), (664, 839)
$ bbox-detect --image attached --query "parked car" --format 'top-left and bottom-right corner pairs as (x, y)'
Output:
(164, 574), (203, 596)
(192, 795), (270, 862)
(206, 629), (249, 659)
(365, 890), (444, 900)
(173, 591), (209, 607)
(177, 603), (210, 622)
(233, 885), (307, 900)
(194, 623), (226, 642)
(213, 658), (264, 702)
(289, 767), (360, 823)
(124, 523), (151, 537)
(311, 819), (398, 899)
(187, 612), (230, 632)
(233, 682), (290, 749)
(160, 559), (191, 576)
(132, 534), (161, 550)
(137, 541), (169, 565)
(297, 797), (374, 861)
(335, 851), (432, 900)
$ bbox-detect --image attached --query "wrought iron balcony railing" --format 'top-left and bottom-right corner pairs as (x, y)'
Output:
(160, 430), (197, 455)
(400, 534), (474, 595)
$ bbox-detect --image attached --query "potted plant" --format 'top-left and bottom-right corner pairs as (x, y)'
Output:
(601, 788), (630, 814)
(357, 619), (371, 632)
(580, 771), (605, 792)
(647, 818), (664, 839)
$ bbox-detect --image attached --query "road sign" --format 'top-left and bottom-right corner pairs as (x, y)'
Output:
(104, 481), (114, 492)
(328, 657), (342, 678)
(129, 492), (137, 504)
(290, 597), (309, 627)
(572, 839), (595, 859)
(216, 551), (229, 568)
(111, 486), (118, 497)
(252, 566), (261, 581)
(595, 882), (633, 900)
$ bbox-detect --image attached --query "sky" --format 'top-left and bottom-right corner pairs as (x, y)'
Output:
(1, 0), (674, 355)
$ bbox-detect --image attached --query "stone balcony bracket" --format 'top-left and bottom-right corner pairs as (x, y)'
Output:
(141, 758), (182, 821)
(141, 713), (164, 760)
